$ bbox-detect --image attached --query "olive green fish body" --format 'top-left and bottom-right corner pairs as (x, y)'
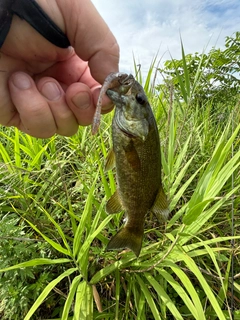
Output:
(105, 76), (169, 256)
(113, 104), (161, 217)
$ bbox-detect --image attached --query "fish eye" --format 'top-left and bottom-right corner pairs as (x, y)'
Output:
(136, 93), (146, 105)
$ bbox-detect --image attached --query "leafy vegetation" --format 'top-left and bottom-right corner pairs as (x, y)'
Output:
(0, 32), (239, 319)
(157, 31), (240, 108)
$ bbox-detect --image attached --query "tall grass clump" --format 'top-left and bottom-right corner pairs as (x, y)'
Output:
(0, 45), (239, 319)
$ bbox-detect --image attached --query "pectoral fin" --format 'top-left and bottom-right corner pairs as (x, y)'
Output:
(106, 190), (123, 214)
(105, 148), (115, 171)
(151, 185), (170, 221)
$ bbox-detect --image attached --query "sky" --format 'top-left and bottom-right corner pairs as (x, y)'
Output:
(91, 0), (239, 81)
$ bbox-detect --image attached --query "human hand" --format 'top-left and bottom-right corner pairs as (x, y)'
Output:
(0, 0), (119, 138)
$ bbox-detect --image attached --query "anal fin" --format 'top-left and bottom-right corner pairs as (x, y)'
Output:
(151, 185), (170, 221)
(106, 190), (123, 214)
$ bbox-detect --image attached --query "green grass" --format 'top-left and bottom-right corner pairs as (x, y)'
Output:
(0, 55), (239, 319)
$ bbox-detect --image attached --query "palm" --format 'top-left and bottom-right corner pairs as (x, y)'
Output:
(0, 0), (119, 138)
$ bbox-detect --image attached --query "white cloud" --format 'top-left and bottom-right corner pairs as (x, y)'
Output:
(91, 0), (239, 82)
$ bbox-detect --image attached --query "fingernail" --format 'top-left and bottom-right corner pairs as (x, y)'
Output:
(72, 92), (90, 109)
(12, 72), (32, 90)
(41, 82), (61, 101)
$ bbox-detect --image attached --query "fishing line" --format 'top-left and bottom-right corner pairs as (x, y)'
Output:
(135, 64), (141, 80)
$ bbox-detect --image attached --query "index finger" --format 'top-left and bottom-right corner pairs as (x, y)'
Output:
(57, 0), (120, 83)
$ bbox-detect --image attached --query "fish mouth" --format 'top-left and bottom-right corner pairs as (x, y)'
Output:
(106, 90), (134, 137)
(106, 74), (135, 102)
(106, 88), (122, 104)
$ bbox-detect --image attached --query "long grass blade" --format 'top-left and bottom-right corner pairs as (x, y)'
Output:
(157, 268), (198, 319)
(24, 218), (71, 256)
(145, 272), (184, 319)
(180, 253), (226, 320)
(0, 258), (71, 272)
(73, 281), (87, 320)
(166, 260), (206, 319)
(61, 275), (82, 320)
(135, 274), (162, 320)
(24, 267), (77, 320)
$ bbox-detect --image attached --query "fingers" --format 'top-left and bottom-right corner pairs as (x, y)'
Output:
(65, 83), (95, 126)
(57, 0), (120, 83)
(38, 55), (114, 126)
(8, 72), (79, 138)
(65, 83), (113, 126)
(9, 73), (55, 138)
(0, 0), (120, 138)
(37, 78), (79, 136)
(2, 15), (72, 68)
(7, 70), (113, 138)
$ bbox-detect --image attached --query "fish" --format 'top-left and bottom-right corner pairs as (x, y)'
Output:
(92, 72), (131, 135)
(103, 73), (170, 257)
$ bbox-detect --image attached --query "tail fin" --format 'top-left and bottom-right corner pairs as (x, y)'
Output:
(106, 226), (143, 257)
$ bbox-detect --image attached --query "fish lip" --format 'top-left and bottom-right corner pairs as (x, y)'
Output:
(106, 88), (121, 103)
(106, 88), (114, 97)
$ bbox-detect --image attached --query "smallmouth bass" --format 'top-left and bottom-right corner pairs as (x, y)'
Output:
(93, 73), (170, 257)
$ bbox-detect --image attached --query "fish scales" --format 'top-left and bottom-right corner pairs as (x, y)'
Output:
(113, 106), (161, 220)
(93, 73), (169, 256)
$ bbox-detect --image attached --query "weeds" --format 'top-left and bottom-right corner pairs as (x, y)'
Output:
(0, 47), (239, 319)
